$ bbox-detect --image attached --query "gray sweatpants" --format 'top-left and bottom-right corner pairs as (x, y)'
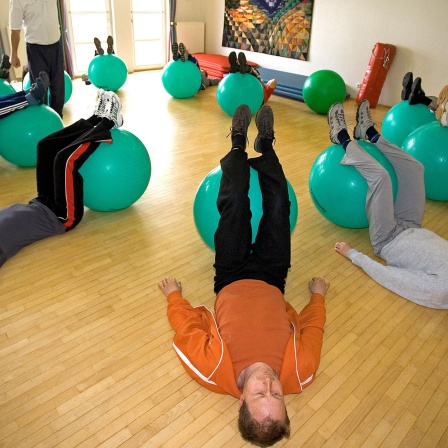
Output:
(341, 137), (425, 255)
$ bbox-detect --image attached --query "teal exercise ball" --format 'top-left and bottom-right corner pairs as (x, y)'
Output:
(194, 166), (298, 250)
(88, 54), (128, 91)
(382, 101), (437, 147)
(79, 129), (151, 212)
(161, 60), (202, 99)
(402, 121), (448, 201)
(302, 70), (346, 115)
(309, 141), (398, 228)
(216, 72), (264, 116)
(23, 71), (73, 104)
(0, 105), (64, 167)
(0, 79), (16, 95)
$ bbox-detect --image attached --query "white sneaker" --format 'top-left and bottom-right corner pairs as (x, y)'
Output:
(354, 99), (374, 140)
(98, 91), (123, 128)
(327, 103), (347, 144)
(93, 89), (106, 116)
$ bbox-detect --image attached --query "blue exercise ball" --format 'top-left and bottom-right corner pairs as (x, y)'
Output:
(161, 60), (202, 99)
(88, 54), (128, 91)
(0, 79), (16, 95)
(79, 129), (151, 212)
(216, 72), (264, 116)
(402, 121), (448, 201)
(0, 105), (64, 167)
(23, 71), (73, 104)
(194, 166), (298, 250)
(309, 141), (398, 228)
(382, 101), (437, 147)
(302, 70), (346, 115)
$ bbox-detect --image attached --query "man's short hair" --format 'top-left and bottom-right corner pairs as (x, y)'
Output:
(238, 400), (291, 447)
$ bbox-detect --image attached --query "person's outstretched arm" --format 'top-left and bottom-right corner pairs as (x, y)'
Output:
(335, 242), (448, 309)
(159, 277), (229, 393)
(285, 278), (328, 379)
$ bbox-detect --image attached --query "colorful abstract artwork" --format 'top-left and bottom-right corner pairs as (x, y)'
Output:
(222, 0), (314, 61)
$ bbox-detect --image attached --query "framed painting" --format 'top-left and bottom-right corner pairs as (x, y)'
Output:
(222, 0), (314, 61)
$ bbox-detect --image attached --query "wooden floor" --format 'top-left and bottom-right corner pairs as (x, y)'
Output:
(1, 71), (448, 448)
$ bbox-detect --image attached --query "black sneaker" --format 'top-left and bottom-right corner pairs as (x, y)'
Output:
(229, 104), (251, 142)
(254, 106), (275, 153)
(409, 77), (431, 106)
(29, 71), (50, 104)
(179, 43), (187, 62)
(106, 35), (114, 54)
(228, 52), (238, 73)
(401, 72), (413, 100)
(94, 37), (104, 55)
(1, 54), (11, 70)
(238, 52), (247, 74)
(172, 43), (179, 61)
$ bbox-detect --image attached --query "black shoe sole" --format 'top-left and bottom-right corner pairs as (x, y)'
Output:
(401, 72), (413, 100)
(179, 43), (186, 62)
(107, 36), (114, 54)
(228, 52), (238, 73)
(94, 38), (104, 55)
(238, 53), (247, 74)
(409, 77), (423, 105)
(172, 43), (179, 60)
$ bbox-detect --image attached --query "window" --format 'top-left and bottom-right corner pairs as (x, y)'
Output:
(131, 0), (166, 68)
(66, 0), (166, 75)
(67, 0), (112, 74)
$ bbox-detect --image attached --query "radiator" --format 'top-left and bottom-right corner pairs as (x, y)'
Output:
(176, 22), (205, 54)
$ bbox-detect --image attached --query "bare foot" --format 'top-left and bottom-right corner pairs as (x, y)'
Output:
(308, 277), (330, 296)
(334, 242), (352, 258)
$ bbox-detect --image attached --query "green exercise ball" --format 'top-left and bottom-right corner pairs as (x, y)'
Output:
(309, 141), (398, 228)
(302, 70), (346, 114)
(0, 105), (64, 167)
(88, 54), (128, 91)
(382, 101), (437, 147)
(216, 72), (264, 116)
(0, 79), (16, 95)
(194, 166), (298, 250)
(402, 121), (448, 201)
(161, 59), (202, 99)
(79, 129), (151, 212)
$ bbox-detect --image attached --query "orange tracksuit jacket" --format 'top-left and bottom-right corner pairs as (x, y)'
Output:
(166, 281), (326, 399)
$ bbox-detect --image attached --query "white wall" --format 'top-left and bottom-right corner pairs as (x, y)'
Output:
(202, 0), (447, 107)
(2, 0), (445, 107)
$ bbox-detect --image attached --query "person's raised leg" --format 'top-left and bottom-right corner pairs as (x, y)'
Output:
(328, 102), (397, 254)
(52, 91), (122, 231)
(228, 51), (238, 73)
(249, 106), (290, 293)
(214, 104), (252, 293)
(35, 90), (119, 210)
(401, 72), (413, 101)
(408, 77), (432, 106)
(354, 99), (425, 229)
(24, 71), (49, 105)
(0, 90), (28, 118)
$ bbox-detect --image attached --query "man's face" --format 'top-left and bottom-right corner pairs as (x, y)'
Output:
(239, 365), (286, 422)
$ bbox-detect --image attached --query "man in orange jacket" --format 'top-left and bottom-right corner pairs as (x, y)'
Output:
(159, 104), (329, 447)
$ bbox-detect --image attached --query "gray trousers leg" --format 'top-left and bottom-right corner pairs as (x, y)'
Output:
(341, 137), (425, 255)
